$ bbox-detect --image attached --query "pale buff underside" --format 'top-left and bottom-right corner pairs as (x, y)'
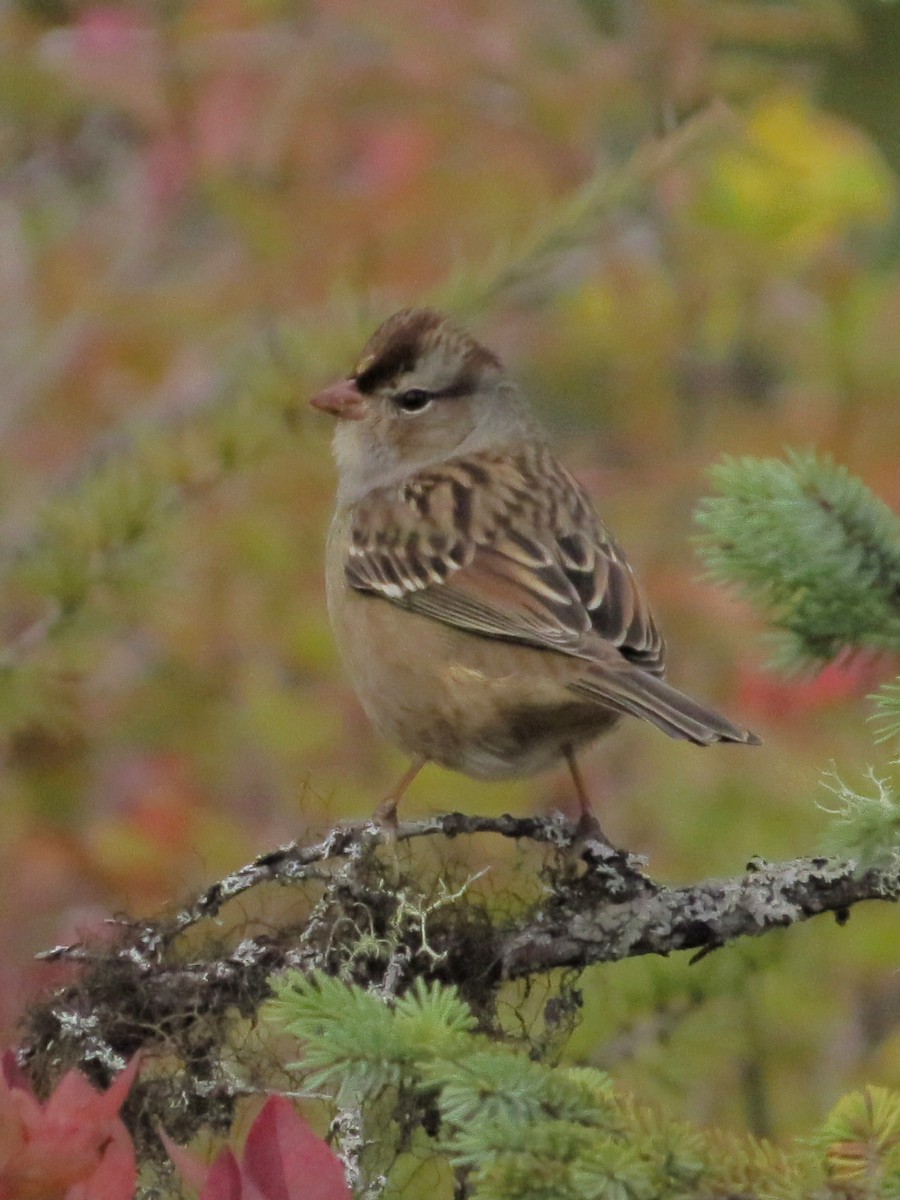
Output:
(326, 512), (619, 780)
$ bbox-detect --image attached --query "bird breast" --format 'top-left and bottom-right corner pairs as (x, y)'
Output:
(325, 512), (619, 779)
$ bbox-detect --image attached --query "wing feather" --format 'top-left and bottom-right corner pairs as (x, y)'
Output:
(346, 443), (666, 674)
(570, 665), (761, 746)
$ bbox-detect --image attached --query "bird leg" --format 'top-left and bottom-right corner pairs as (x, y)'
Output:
(565, 747), (611, 846)
(373, 757), (427, 829)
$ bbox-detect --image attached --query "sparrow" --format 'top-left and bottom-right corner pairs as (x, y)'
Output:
(311, 308), (760, 839)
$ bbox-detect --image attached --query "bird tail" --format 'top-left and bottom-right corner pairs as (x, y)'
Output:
(569, 665), (761, 747)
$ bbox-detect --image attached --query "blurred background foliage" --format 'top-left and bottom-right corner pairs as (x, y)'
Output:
(0, 0), (899, 1155)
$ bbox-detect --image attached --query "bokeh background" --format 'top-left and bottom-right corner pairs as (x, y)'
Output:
(1, 0), (899, 1147)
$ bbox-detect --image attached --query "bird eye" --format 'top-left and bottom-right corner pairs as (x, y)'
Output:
(395, 388), (432, 414)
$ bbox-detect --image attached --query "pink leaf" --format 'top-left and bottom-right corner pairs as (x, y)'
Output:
(203, 1149), (243, 1200)
(159, 1126), (212, 1194)
(242, 1097), (351, 1200)
(77, 1129), (139, 1200)
(47, 1053), (141, 1128)
(163, 1096), (351, 1200)
(162, 1131), (242, 1200)
(0, 1049), (28, 1091)
(0, 1053), (138, 1199)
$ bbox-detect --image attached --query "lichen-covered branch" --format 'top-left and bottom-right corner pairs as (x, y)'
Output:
(20, 812), (900, 1153)
(497, 847), (898, 976)
(140, 812), (898, 975)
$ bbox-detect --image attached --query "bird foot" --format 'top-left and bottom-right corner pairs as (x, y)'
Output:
(371, 795), (400, 834)
(574, 809), (613, 848)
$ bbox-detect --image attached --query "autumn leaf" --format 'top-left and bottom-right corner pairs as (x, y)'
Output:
(163, 1094), (351, 1200)
(0, 1050), (139, 1200)
(698, 89), (895, 257)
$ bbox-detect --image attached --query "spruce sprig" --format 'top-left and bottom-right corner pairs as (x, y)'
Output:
(872, 678), (900, 746)
(810, 1086), (900, 1199)
(695, 450), (900, 667)
(267, 972), (475, 1097)
(266, 971), (847, 1200)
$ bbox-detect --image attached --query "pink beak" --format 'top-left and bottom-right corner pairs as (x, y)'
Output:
(309, 378), (366, 421)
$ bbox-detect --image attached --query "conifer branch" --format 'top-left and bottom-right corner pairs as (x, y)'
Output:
(695, 451), (900, 667)
(871, 678), (900, 746)
(0, 341), (318, 738)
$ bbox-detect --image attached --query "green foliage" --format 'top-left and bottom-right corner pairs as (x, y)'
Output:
(697, 450), (900, 865)
(872, 679), (900, 746)
(0, 348), (307, 739)
(439, 105), (738, 319)
(20, 455), (169, 616)
(271, 971), (899, 1199)
(427, 1054), (611, 1131)
(819, 764), (900, 866)
(811, 1085), (900, 1199)
(268, 974), (476, 1099)
(695, 450), (900, 668)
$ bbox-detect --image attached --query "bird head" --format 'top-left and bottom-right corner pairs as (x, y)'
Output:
(310, 308), (533, 502)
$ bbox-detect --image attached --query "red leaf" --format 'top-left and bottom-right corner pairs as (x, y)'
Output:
(0, 1049), (28, 1091)
(203, 1148), (243, 1200)
(78, 1129), (140, 1200)
(0, 1053), (138, 1199)
(737, 654), (889, 721)
(46, 1053), (141, 1128)
(163, 1096), (350, 1200)
(160, 1130), (242, 1200)
(241, 1097), (350, 1200)
(159, 1126), (212, 1195)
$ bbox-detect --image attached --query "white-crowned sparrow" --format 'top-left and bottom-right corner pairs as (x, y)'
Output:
(311, 308), (759, 837)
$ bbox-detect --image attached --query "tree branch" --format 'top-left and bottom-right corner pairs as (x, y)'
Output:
(21, 813), (900, 1150)
(36, 810), (900, 980)
(498, 848), (897, 976)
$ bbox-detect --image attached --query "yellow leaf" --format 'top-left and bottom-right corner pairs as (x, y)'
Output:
(697, 90), (895, 259)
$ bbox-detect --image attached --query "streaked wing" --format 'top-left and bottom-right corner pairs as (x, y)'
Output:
(346, 443), (665, 673)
